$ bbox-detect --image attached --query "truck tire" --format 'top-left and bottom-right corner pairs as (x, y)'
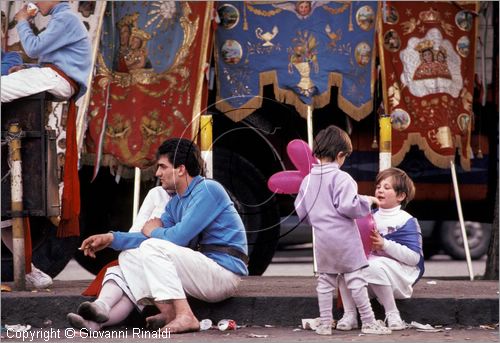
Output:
(440, 221), (492, 260)
(213, 149), (281, 275)
(1, 217), (79, 281)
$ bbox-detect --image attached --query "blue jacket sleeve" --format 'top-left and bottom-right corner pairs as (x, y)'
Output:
(1, 51), (23, 75)
(110, 231), (148, 250)
(17, 15), (85, 58)
(150, 183), (227, 246)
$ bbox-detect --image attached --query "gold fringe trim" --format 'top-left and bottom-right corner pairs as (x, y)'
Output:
(215, 70), (373, 122)
(391, 132), (471, 171)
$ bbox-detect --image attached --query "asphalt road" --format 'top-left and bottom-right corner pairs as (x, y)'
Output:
(55, 251), (488, 281)
(266, 248), (488, 278)
(2, 326), (498, 343)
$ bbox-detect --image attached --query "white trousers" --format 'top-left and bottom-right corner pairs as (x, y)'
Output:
(1, 67), (74, 103)
(118, 239), (241, 304)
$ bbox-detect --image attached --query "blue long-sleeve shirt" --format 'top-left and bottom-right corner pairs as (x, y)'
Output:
(110, 176), (249, 276)
(16, 2), (91, 99)
(1, 50), (23, 75)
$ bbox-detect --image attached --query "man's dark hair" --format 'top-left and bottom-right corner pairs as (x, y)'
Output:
(313, 125), (352, 161)
(156, 138), (204, 177)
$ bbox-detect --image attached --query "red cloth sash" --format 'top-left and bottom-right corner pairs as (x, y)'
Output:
(43, 64), (81, 238)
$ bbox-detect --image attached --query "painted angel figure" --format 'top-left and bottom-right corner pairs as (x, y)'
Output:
(272, 1), (330, 20)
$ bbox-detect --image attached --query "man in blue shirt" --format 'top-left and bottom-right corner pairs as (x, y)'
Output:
(1, 50), (23, 76)
(1, 1), (91, 102)
(69, 138), (248, 334)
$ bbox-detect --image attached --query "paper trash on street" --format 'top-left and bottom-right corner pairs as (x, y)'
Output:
(410, 321), (444, 332)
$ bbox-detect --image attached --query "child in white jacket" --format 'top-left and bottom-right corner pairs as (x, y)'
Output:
(337, 167), (424, 331)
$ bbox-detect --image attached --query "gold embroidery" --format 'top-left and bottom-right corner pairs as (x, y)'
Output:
(321, 2), (350, 15)
(245, 2), (283, 17)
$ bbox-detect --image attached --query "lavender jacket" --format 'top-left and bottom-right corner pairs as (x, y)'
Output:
(295, 162), (372, 274)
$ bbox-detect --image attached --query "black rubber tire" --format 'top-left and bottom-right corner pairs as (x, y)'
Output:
(440, 221), (492, 260)
(213, 148), (280, 275)
(1, 216), (79, 281)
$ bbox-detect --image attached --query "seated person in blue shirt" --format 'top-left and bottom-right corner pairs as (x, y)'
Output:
(1, 50), (23, 76)
(68, 138), (249, 334)
(1, 1), (91, 103)
(1, 49), (55, 289)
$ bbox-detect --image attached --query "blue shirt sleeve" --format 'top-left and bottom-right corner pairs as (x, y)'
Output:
(151, 182), (228, 246)
(109, 231), (148, 250)
(17, 14), (87, 58)
(1, 51), (23, 75)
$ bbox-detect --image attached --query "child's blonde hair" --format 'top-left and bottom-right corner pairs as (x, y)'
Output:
(376, 167), (415, 207)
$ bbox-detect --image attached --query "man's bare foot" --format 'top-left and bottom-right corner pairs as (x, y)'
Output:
(146, 313), (167, 331)
(164, 314), (200, 334)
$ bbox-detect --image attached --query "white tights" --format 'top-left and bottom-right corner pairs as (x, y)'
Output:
(80, 280), (135, 330)
(341, 283), (399, 315)
(317, 270), (376, 325)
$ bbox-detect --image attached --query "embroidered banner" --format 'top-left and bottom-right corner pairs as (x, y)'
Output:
(214, 1), (378, 121)
(378, 2), (478, 170)
(85, 1), (212, 171)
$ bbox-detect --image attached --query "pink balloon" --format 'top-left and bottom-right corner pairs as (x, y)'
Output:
(287, 139), (316, 176)
(356, 213), (374, 256)
(267, 171), (304, 194)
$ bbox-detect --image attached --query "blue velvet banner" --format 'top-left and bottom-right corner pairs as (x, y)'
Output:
(214, 1), (378, 121)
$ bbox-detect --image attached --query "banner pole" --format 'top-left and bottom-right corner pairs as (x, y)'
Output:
(450, 160), (474, 281)
(306, 106), (318, 274)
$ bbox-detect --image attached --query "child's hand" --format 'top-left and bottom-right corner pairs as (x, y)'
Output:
(370, 229), (384, 251)
(367, 196), (380, 208)
(14, 6), (29, 22)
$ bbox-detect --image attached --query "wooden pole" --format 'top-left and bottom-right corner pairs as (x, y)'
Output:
(379, 113), (391, 171)
(132, 167), (141, 222)
(450, 160), (474, 281)
(306, 106), (318, 274)
(8, 123), (26, 290)
(200, 115), (213, 178)
(76, 1), (108, 152)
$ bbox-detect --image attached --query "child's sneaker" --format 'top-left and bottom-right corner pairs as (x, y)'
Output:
(336, 311), (358, 331)
(385, 311), (406, 330)
(361, 321), (392, 335)
(315, 323), (332, 335)
(25, 264), (53, 289)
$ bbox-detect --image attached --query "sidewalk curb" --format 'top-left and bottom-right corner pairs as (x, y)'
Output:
(2, 278), (498, 328)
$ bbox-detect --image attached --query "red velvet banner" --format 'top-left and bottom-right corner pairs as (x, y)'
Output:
(85, 2), (212, 172)
(378, 2), (478, 170)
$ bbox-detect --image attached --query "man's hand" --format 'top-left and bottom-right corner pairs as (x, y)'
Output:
(370, 229), (384, 251)
(14, 6), (29, 22)
(8, 65), (24, 74)
(141, 218), (162, 238)
(79, 233), (114, 258)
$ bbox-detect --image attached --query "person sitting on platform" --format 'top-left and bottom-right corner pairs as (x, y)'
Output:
(1, 49), (53, 289)
(68, 138), (249, 334)
(1, 1), (91, 103)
